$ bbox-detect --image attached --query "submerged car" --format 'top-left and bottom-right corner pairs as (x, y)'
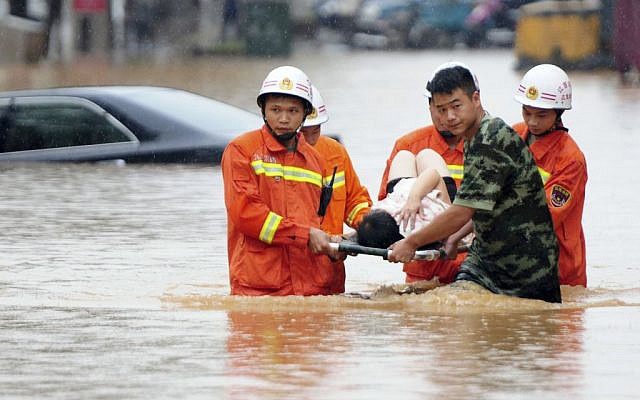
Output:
(0, 86), (263, 163)
(352, 0), (525, 49)
(352, 0), (420, 48)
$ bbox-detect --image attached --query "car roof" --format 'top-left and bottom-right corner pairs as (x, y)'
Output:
(0, 85), (193, 98)
(0, 86), (254, 117)
(0, 85), (263, 141)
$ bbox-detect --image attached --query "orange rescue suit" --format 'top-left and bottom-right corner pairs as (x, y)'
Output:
(378, 125), (466, 284)
(313, 135), (373, 293)
(222, 126), (340, 296)
(514, 122), (588, 286)
(315, 136), (372, 234)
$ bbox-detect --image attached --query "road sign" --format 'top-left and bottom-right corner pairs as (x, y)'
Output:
(73, 0), (108, 13)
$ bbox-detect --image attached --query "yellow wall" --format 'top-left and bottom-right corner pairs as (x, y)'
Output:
(515, 13), (600, 62)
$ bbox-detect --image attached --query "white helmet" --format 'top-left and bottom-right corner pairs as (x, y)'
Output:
(302, 85), (329, 127)
(257, 66), (313, 114)
(515, 64), (572, 110)
(424, 61), (480, 99)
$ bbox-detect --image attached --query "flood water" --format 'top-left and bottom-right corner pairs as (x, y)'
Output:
(2, 47), (640, 399)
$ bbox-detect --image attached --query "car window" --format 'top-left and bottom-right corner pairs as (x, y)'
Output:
(1, 97), (135, 153)
(0, 99), (10, 153)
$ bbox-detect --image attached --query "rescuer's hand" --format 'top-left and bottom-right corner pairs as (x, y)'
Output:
(444, 236), (460, 260)
(387, 237), (417, 263)
(308, 227), (343, 260)
(328, 235), (348, 261)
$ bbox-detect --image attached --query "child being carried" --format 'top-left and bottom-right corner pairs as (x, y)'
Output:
(357, 149), (472, 250)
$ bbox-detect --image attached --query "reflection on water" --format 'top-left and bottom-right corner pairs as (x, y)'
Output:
(2, 48), (640, 398)
(225, 311), (343, 400)
(221, 307), (588, 400)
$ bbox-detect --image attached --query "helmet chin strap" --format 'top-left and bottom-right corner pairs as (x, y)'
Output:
(530, 112), (568, 137)
(438, 129), (455, 139)
(262, 112), (306, 144)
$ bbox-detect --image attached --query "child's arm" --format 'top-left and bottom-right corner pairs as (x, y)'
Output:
(396, 169), (442, 232)
(407, 168), (441, 201)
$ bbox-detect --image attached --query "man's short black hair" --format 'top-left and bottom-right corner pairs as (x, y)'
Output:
(426, 66), (477, 99)
(357, 209), (404, 249)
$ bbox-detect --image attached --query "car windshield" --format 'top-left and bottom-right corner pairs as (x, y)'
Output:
(122, 89), (262, 134)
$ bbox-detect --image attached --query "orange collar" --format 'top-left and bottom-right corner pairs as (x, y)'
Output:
(260, 125), (314, 160)
(526, 129), (567, 158)
(261, 125), (292, 152)
(430, 128), (464, 153)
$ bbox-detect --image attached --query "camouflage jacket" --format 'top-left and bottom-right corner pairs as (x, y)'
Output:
(453, 113), (561, 303)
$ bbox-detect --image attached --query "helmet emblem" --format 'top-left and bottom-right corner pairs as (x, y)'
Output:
(526, 86), (539, 100)
(279, 77), (293, 90)
(308, 107), (317, 119)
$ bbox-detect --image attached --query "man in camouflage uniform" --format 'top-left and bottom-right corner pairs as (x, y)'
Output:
(389, 66), (561, 303)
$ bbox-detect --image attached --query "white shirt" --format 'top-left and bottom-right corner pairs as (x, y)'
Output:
(372, 178), (449, 237)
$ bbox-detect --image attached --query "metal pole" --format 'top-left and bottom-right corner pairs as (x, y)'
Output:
(60, 0), (76, 63)
(111, 0), (126, 63)
(197, 0), (223, 53)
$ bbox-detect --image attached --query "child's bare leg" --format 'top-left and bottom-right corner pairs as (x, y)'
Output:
(389, 150), (418, 180)
(416, 149), (452, 204)
(416, 149), (450, 177)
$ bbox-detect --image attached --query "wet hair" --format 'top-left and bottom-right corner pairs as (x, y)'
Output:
(426, 66), (477, 99)
(357, 209), (404, 249)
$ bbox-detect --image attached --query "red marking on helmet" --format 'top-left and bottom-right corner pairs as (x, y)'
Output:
(295, 84), (310, 93)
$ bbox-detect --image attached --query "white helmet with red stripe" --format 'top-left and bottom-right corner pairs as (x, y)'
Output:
(303, 85), (329, 127)
(257, 66), (313, 115)
(515, 64), (572, 110)
(424, 61), (480, 99)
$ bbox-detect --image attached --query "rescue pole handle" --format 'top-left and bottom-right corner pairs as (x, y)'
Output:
(329, 242), (469, 261)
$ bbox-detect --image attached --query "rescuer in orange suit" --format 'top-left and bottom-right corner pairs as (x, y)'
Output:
(513, 64), (588, 287)
(300, 85), (373, 293)
(376, 62), (479, 284)
(222, 66), (343, 296)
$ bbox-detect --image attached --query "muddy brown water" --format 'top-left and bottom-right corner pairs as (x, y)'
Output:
(1, 47), (640, 399)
